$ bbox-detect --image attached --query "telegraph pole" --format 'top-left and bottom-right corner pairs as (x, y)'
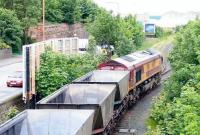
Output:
(42, 0), (45, 41)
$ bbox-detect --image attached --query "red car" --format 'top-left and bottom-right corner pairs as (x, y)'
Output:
(6, 71), (23, 87)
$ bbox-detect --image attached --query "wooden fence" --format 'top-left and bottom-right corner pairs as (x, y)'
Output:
(22, 37), (85, 102)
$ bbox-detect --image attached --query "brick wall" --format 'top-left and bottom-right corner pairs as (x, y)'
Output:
(28, 23), (89, 42)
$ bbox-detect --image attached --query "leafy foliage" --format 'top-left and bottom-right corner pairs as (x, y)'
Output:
(156, 27), (173, 38)
(36, 49), (107, 98)
(0, 39), (10, 49)
(16, 0), (41, 45)
(45, 0), (64, 23)
(115, 35), (135, 56)
(0, 0), (41, 49)
(79, 0), (99, 23)
(155, 26), (164, 38)
(59, 0), (81, 24)
(87, 35), (97, 54)
(87, 12), (144, 56)
(87, 10), (118, 46)
(147, 20), (200, 135)
(0, 0), (144, 55)
(124, 15), (144, 47)
(45, 0), (99, 24)
(6, 106), (19, 119)
(0, 8), (23, 52)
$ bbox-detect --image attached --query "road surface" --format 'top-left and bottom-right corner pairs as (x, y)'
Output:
(0, 59), (22, 104)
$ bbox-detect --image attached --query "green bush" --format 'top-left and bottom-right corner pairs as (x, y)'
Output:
(6, 106), (19, 119)
(155, 27), (173, 38)
(115, 35), (135, 56)
(155, 27), (164, 38)
(87, 12), (144, 57)
(36, 49), (107, 98)
(45, 0), (99, 24)
(0, 8), (23, 52)
(0, 39), (10, 49)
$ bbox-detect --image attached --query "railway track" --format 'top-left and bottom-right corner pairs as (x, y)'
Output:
(114, 67), (171, 135)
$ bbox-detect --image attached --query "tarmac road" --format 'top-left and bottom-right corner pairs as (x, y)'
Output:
(0, 62), (23, 104)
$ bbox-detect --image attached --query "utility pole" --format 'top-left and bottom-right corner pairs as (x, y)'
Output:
(42, 0), (45, 41)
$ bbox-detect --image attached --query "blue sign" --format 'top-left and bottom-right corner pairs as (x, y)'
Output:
(145, 24), (155, 35)
(149, 16), (161, 20)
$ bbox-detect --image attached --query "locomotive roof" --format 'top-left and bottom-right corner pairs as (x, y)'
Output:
(113, 49), (161, 69)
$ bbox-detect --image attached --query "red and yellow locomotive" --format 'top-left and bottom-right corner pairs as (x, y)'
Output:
(98, 49), (163, 103)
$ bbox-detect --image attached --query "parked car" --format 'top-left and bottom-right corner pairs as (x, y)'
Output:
(6, 71), (23, 87)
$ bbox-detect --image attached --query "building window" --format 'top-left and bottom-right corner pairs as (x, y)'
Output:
(58, 40), (63, 52)
(136, 69), (142, 82)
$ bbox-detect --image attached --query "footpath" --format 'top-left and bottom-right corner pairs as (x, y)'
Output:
(0, 55), (22, 67)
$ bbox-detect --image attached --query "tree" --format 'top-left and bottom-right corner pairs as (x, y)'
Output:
(36, 49), (107, 98)
(87, 35), (97, 54)
(13, 0), (42, 44)
(87, 12), (144, 57)
(0, 39), (10, 49)
(0, 0), (14, 9)
(87, 10), (118, 47)
(125, 15), (144, 47)
(155, 26), (164, 38)
(115, 35), (135, 56)
(0, 0), (42, 45)
(60, 0), (81, 24)
(79, 0), (98, 23)
(45, 0), (64, 23)
(147, 19), (200, 135)
(0, 8), (23, 52)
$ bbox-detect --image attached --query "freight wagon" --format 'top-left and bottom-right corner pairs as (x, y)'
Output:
(0, 49), (163, 135)
(0, 109), (94, 135)
(37, 84), (117, 134)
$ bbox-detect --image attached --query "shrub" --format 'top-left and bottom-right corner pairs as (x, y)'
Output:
(155, 26), (164, 38)
(0, 8), (23, 52)
(147, 19), (200, 135)
(36, 49), (107, 98)
(6, 106), (19, 119)
(0, 39), (10, 49)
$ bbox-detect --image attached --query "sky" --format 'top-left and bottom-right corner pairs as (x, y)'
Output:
(94, 0), (200, 15)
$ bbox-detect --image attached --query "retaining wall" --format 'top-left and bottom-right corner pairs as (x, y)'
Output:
(0, 49), (12, 60)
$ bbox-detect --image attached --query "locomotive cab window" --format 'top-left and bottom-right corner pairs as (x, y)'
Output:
(136, 69), (142, 82)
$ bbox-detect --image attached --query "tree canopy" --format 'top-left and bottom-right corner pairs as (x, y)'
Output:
(0, 0), (145, 55)
(36, 49), (107, 98)
(147, 20), (200, 135)
(87, 12), (144, 56)
(0, 8), (23, 52)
